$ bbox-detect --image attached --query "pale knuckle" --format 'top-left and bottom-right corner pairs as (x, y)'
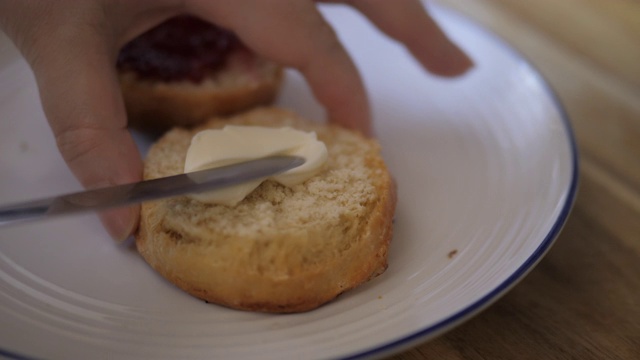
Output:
(54, 126), (104, 166)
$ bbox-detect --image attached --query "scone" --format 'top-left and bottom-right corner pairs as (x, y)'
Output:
(136, 107), (396, 313)
(117, 15), (283, 131)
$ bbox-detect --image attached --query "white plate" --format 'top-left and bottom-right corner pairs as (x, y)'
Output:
(0, 3), (577, 360)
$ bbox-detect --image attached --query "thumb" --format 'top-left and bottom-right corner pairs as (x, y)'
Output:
(27, 23), (142, 241)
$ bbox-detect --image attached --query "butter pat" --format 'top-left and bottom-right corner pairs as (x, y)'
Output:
(184, 125), (328, 206)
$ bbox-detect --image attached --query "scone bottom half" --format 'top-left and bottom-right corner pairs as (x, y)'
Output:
(135, 107), (397, 313)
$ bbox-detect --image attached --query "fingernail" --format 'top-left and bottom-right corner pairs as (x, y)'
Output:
(99, 205), (140, 242)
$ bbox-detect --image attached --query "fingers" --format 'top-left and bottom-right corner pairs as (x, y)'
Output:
(349, 0), (473, 76)
(26, 15), (142, 241)
(187, 0), (371, 135)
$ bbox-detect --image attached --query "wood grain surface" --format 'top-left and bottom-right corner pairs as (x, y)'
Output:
(391, 0), (640, 359)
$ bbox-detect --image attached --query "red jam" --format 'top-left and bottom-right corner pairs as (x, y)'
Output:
(117, 15), (240, 83)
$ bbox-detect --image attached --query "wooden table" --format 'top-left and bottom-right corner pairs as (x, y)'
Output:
(391, 1), (640, 359)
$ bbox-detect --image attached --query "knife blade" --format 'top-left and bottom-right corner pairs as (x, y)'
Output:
(0, 155), (304, 227)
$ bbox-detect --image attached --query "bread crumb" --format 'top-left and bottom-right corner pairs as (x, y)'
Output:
(448, 249), (458, 259)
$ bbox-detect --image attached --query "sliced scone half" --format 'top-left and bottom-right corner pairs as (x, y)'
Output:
(136, 107), (396, 313)
(117, 15), (283, 131)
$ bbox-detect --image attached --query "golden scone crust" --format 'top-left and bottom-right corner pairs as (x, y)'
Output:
(119, 51), (283, 131)
(135, 107), (396, 313)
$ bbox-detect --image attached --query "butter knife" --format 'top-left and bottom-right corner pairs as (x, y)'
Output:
(0, 155), (304, 227)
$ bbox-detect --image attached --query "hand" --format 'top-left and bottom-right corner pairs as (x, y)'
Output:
(0, 0), (472, 241)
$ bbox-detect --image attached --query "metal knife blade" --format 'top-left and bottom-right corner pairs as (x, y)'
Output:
(0, 155), (304, 227)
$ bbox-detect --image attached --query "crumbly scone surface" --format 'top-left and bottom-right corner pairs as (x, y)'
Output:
(145, 109), (385, 276)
